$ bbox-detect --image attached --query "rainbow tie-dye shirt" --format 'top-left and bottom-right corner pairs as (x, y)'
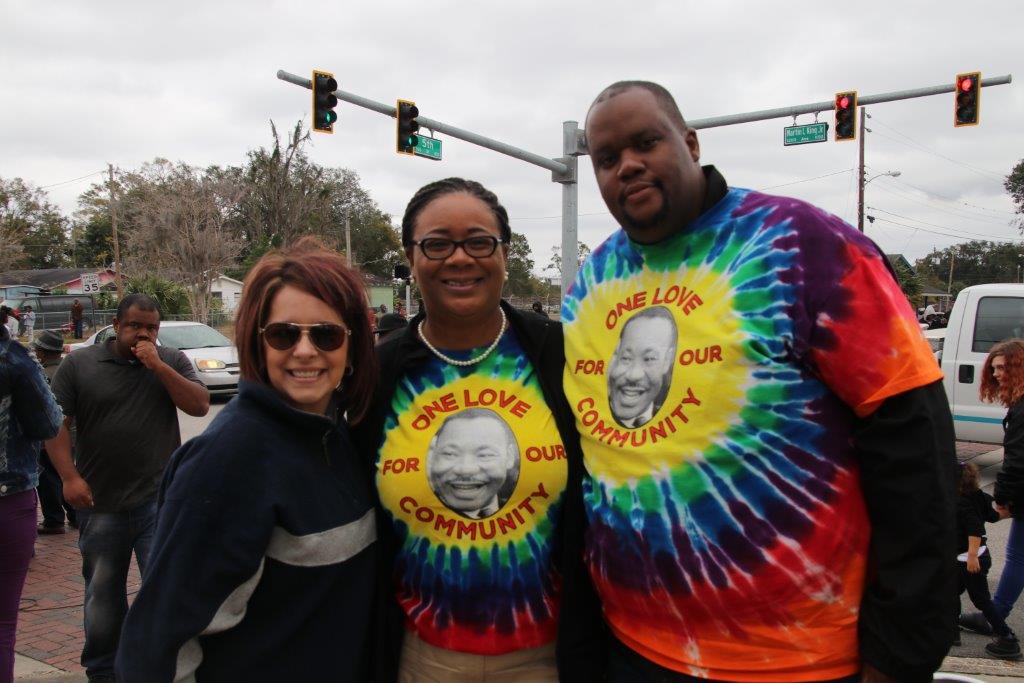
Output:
(562, 187), (942, 681)
(376, 329), (568, 654)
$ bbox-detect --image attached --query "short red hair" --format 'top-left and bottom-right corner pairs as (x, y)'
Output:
(235, 237), (376, 424)
(980, 339), (1024, 408)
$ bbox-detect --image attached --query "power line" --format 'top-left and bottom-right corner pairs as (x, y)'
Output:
(870, 215), (1024, 243)
(869, 182), (1012, 226)
(890, 176), (1016, 215)
(756, 168), (854, 191)
(866, 206), (1018, 241)
(868, 116), (1006, 181)
(37, 170), (107, 190)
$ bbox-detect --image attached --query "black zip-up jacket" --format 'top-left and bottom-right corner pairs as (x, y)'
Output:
(995, 398), (1024, 516)
(352, 301), (608, 682)
(116, 381), (377, 682)
(957, 488), (999, 554)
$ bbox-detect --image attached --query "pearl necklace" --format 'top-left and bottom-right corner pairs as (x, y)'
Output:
(417, 308), (507, 367)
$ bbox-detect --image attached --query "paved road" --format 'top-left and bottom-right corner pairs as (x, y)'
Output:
(177, 395), (228, 441)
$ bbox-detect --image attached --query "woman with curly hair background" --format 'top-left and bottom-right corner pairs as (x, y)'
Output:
(962, 339), (1024, 645)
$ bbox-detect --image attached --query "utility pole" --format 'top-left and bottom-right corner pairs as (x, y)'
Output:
(108, 164), (123, 299)
(857, 107), (867, 232)
(345, 211), (353, 265)
(948, 250), (956, 295)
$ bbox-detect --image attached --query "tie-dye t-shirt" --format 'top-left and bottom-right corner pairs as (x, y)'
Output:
(562, 187), (942, 682)
(375, 327), (568, 654)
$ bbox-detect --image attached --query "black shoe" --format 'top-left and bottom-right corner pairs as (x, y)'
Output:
(37, 522), (66, 535)
(960, 611), (994, 635)
(986, 635), (1022, 660)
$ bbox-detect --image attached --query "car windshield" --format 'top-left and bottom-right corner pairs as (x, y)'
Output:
(159, 324), (231, 350)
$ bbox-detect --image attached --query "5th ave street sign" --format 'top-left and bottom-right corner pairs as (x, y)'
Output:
(414, 135), (442, 161)
(784, 122), (829, 146)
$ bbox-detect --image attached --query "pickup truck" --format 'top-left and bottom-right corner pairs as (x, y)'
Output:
(937, 283), (1024, 443)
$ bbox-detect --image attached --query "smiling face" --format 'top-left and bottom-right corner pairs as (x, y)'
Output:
(262, 285), (349, 415)
(408, 192), (508, 323)
(609, 313), (677, 424)
(586, 87), (705, 244)
(428, 412), (517, 516)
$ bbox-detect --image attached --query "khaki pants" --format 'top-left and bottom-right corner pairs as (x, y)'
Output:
(398, 631), (558, 683)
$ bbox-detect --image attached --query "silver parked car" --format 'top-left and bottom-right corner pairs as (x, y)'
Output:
(67, 321), (239, 396)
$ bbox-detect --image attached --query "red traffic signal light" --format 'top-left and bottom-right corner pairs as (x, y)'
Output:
(955, 72), (981, 127)
(834, 91), (857, 141)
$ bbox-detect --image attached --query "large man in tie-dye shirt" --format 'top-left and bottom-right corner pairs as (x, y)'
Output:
(562, 81), (958, 682)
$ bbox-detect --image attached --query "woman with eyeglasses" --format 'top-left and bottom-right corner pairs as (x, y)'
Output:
(353, 178), (605, 682)
(117, 238), (378, 682)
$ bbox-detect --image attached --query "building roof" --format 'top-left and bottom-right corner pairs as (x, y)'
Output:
(884, 254), (914, 273)
(0, 268), (115, 289)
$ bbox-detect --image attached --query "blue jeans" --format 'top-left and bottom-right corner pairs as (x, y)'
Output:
(73, 318), (83, 339)
(77, 501), (157, 679)
(994, 517), (1024, 618)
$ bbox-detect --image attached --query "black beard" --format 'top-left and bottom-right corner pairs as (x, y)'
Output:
(619, 188), (670, 235)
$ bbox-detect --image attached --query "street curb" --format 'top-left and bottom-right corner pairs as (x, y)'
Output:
(943, 654), (1024, 678)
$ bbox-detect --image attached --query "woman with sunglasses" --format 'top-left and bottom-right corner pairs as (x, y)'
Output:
(117, 238), (378, 682)
(354, 178), (605, 682)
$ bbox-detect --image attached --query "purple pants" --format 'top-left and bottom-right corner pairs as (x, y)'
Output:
(0, 490), (37, 683)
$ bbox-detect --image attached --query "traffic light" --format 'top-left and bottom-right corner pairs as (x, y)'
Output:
(312, 70), (338, 134)
(396, 100), (419, 155)
(955, 72), (981, 127)
(834, 91), (857, 141)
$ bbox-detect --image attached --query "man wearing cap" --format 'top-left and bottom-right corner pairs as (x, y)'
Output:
(32, 330), (76, 534)
(375, 313), (408, 345)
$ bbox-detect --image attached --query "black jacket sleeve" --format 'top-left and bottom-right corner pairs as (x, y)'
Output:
(957, 494), (984, 540)
(995, 401), (1024, 512)
(853, 379), (958, 683)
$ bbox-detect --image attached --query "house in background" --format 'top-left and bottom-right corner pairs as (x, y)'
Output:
(210, 274), (244, 313)
(0, 268), (122, 296)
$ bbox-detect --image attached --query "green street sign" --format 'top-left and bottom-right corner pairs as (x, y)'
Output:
(414, 136), (442, 161)
(784, 122), (829, 146)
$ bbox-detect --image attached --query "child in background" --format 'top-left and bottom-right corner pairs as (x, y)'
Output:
(957, 461), (1021, 659)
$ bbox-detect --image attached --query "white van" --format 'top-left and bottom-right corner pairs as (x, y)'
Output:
(939, 283), (1024, 443)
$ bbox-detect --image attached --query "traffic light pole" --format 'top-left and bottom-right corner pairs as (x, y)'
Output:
(276, 69), (583, 297)
(278, 70), (1012, 299)
(857, 107), (866, 232)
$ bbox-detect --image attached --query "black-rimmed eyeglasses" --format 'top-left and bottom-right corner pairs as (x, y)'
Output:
(410, 235), (504, 260)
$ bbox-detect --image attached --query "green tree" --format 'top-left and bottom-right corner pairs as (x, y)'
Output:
(890, 259), (923, 305)
(124, 274), (191, 315)
(545, 241), (592, 275)
(914, 241), (1024, 297)
(225, 121), (402, 279)
(0, 176), (72, 270)
(1008, 159), (1024, 231)
(505, 232), (545, 298)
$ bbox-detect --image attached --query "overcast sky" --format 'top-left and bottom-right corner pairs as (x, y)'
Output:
(3, 0), (1022, 276)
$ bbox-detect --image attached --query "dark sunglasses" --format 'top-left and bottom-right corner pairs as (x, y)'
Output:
(411, 235), (503, 260)
(260, 322), (350, 352)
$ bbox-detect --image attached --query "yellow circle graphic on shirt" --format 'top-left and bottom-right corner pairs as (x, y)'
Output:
(377, 375), (566, 549)
(563, 265), (749, 486)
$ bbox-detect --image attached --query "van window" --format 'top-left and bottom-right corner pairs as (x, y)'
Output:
(972, 296), (1024, 353)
